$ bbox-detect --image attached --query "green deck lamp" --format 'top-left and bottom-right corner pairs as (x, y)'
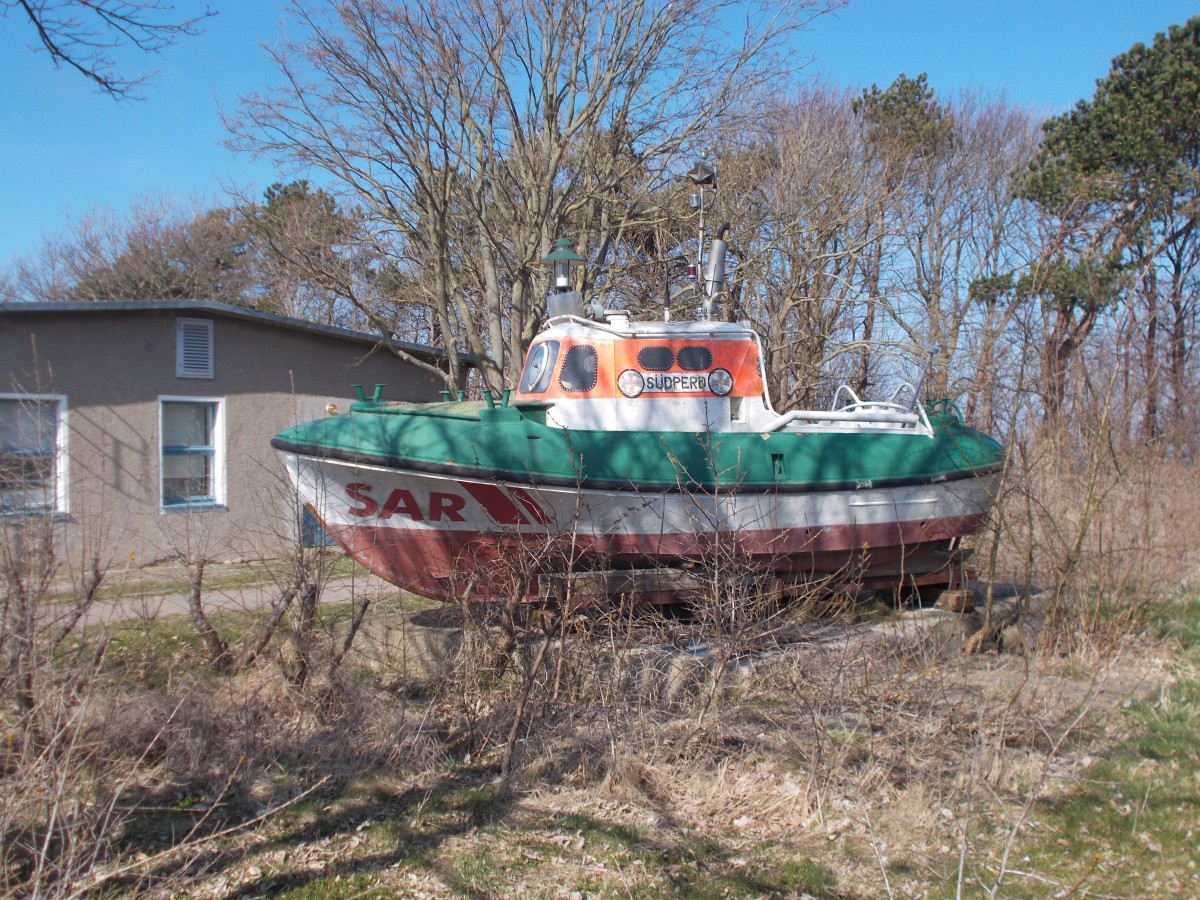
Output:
(542, 238), (586, 293)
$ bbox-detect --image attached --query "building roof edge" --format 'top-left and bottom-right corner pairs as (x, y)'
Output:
(0, 299), (462, 364)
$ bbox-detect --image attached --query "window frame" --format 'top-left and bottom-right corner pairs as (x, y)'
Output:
(158, 396), (226, 510)
(0, 393), (69, 515)
(558, 344), (599, 392)
(518, 339), (561, 394)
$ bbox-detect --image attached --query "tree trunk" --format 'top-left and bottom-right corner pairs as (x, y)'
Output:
(187, 561), (231, 671)
(1168, 257), (1189, 441)
(1142, 263), (1159, 440)
(855, 226), (883, 397)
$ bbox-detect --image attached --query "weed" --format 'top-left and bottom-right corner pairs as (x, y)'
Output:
(3, 475), (1195, 898)
(271, 874), (394, 899)
(451, 782), (509, 826)
(767, 855), (840, 895)
(1144, 595), (1200, 649)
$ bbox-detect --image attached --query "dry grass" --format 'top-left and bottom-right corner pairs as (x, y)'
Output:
(990, 429), (1200, 656)
(6, 586), (1177, 897)
(3, 429), (1198, 897)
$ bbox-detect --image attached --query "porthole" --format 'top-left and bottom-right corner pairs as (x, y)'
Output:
(518, 340), (560, 393)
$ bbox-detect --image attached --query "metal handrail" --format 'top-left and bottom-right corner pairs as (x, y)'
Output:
(765, 383), (934, 433)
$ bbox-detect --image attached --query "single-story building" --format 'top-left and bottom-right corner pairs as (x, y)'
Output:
(1, 300), (450, 567)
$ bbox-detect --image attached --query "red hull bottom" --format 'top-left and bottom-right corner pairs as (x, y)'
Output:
(324, 514), (984, 603)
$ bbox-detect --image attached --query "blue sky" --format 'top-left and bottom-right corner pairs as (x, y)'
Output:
(1, 1), (1195, 268)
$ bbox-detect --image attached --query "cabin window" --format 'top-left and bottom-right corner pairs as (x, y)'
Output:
(160, 397), (225, 509)
(677, 346), (713, 371)
(559, 345), (598, 392)
(0, 394), (67, 514)
(519, 340), (560, 393)
(637, 346), (673, 371)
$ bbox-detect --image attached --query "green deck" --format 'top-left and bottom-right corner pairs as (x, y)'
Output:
(274, 399), (1004, 493)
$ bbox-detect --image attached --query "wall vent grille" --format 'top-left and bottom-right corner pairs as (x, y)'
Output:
(176, 318), (214, 378)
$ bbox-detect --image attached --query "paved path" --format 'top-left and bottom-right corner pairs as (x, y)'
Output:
(75, 572), (399, 627)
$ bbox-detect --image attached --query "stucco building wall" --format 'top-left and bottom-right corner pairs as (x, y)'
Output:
(2, 302), (446, 565)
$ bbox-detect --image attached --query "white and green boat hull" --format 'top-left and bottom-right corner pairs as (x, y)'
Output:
(276, 401), (1002, 602)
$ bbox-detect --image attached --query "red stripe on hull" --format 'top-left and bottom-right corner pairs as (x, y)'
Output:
(326, 514), (986, 603)
(458, 481), (529, 525)
(510, 487), (553, 524)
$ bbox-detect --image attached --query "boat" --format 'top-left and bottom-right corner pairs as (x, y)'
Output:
(272, 224), (1005, 605)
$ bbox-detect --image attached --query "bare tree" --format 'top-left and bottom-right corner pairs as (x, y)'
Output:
(2, 186), (385, 332)
(1, 196), (253, 304)
(227, 0), (839, 392)
(240, 180), (373, 328)
(4, 0), (215, 99)
(863, 86), (1038, 400)
(715, 86), (878, 410)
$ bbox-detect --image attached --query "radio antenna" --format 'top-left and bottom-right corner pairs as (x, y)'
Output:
(685, 154), (717, 319)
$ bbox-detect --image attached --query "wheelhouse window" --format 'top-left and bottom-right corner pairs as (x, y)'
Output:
(559, 345), (598, 392)
(0, 395), (66, 514)
(160, 398), (224, 508)
(637, 346), (673, 371)
(518, 340), (561, 394)
(677, 346), (713, 371)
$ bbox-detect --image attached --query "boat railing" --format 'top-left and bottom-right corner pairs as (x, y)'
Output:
(831, 381), (919, 409)
(886, 381), (919, 407)
(765, 383), (933, 433)
(830, 384), (863, 409)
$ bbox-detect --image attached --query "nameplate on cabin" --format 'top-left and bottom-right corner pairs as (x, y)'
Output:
(642, 373), (711, 393)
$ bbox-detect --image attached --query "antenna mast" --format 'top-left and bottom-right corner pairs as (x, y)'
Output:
(685, 155), (717, 320)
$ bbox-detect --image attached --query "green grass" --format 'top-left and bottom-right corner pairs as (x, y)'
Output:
(102, 604), (265, 653)
(753, 855), (840, 896)
(260, 873), (395, 899)
(980, 596), (1200, 898)
(647, 835), (838, 899)
(1144, 592), (1200, 649)
(245, 778), (843, 899)
(52, 552), (374, 604)
(319, 589), (437, 621)
(441, 841), (542, 895)
(79, 579), (426, 686)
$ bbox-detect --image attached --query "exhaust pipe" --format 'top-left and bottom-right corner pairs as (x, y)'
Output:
(704, 223), (730, 299)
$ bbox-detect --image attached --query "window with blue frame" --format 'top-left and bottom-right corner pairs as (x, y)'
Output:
(160, 399), (221, 507)
(0, 395), (65, 513)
